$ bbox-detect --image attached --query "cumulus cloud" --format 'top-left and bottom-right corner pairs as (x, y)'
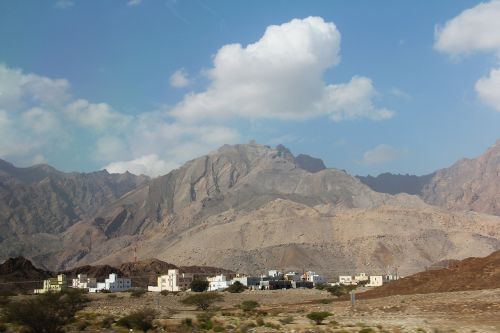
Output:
(475, 68), (500, 112)
(64, 99), (132, 131)
(435, 0), (500, 112)
(104, 154), (177, 177)
(362, 144), (401, 165)
(0, 63), (70, 110)
(434, 0), (500, 57)
(169, 68), (191, 88)
(170, 16), (392, 123)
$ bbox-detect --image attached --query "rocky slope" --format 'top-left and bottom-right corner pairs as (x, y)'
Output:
(0, 142), (499, 276)
(357, 173), (434, 195)
(0, 160), (148, 236)
(421, 140), (500, 216)
(357, 249), (500, 299)
(359, 140), (500, 217)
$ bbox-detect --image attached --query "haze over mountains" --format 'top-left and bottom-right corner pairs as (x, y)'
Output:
(0, 141), (499, 277)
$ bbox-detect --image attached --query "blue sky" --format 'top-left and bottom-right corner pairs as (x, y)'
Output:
(0, 0), (499, 177)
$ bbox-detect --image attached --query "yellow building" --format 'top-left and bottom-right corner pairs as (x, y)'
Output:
(34, 274), (68, 294)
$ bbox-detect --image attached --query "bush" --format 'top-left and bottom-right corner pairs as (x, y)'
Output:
(239, 300), (259, 312)
(129, 288), (147, 298)
(181, 292), (224, 311)
(327, 284), (356, 297)
(278, 316), (294, 325)
(190, 279), (209, 292)
(160, 290), (169, 296)
(2, 289), (88, 333)
(196, 312), (214, 330)
(116, 308), (158, 332)
(100, 316), (114, 329)
(315, 283), (326, 290)
(225, 281), (246, 293)
(306, 311), (333, 325)
(76, 320), (90, 330)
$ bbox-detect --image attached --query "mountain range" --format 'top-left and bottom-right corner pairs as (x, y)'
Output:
(0, 140), (499, 277)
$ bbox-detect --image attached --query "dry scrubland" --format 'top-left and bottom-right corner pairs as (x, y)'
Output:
(2, 288), (498, 333)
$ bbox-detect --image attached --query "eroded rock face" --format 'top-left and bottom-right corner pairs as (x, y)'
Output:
(1, 142), (499, 274)
(295, 154), (326, 173)
(422, 140), (500, 216)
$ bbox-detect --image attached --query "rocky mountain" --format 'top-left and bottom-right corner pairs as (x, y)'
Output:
(357, 173), (434, 195)
(421, 140), (500, 216)
(357, 249), (500, 299)
(358, 140), (500, 217)
(0, 160), (148, 236)
(0, 142), (499, 277)
(0, 257), (52, 293)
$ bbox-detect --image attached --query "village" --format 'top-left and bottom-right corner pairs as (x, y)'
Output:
(33, 269), (400, 294)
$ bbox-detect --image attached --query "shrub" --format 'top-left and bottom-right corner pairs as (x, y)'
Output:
(100, 316), (114, 328)
(116, 308), (158, 332)
(225, 281), (246, 293)
(278, 316), (294, 325)
(239, 300), (260, 312)
(2, 289), (88, 333)
(160, 290), (169, 296)
(306, 311), (333, 325)
(129, 288), (147, 298)
(107, 294), (117, 299)
(181, 292), (224, 311)
(358, 328), (375, 333)
(0, 290), (16, 297)
(0, 323), (6, 333)
(196, 312), (214, 330)
(190, 279), (209, 292)
(76, 320), (90, 330)
(315, 283), (326, 290)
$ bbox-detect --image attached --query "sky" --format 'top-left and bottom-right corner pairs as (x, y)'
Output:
(0, 0), (499, 177)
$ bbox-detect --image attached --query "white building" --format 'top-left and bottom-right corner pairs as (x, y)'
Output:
(367, 275), (383, 287)
(338, 275), (355, 285)
(148, 269), (193, 292)
(303, 271), (325, 285)
(232, 276), (261, 287)
(354, 273), (369, 283)
(207, 274), (232, 291)
(267, 270), (283, 279)
(284, 272), (301, 282)
(89, 273), (131, 293)
(34, 274), (68, 294)
(72, 274), (97, 290)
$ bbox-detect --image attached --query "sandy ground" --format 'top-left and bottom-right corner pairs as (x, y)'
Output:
(77, 288), (500, 332)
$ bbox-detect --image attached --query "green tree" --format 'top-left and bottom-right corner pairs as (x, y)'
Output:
(239, 300), (260, 312)
(306, 311), (333, 325)
(190, 279), (209, 292)
(226, 281), (246, 293)
(2, 289), (88, 333)
(181, 292), (224, 311)
(116, 308), (158, 332)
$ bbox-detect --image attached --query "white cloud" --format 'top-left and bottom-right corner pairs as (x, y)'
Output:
(104, 154), (178, 177)
(475, 67), (500, 112)
(434, 0), (500, 58)
(32, 154), (48, 165)
(127, 0), (142, 6)
(55, 0), (74, 9)
(95, 136), (129, 162)
(64, 99), (132, 131)
(170, 16), (392, 123)
(21, 107), (61, 134)
(321, 76), (394, 122)
(0, 63), (70, 110)
(435, 0), (500, 112)
(362, 144), (401, 165)
(169, 68), (191, 88)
